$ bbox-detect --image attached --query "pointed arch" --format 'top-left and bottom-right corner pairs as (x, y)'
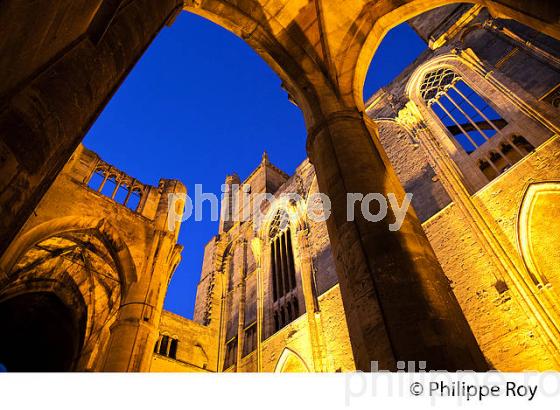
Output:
(0, 216), (138, 371)
(274, 348), (310, 373)
(182, 0), (323, 125)
(517, 181), (560, 288)
(334, 0), (560, 109)
(0, 216), (137, 293)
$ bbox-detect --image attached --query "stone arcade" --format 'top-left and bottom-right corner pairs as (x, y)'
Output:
(0, 1), (559, 372)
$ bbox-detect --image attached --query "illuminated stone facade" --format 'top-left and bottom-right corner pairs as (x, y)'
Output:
(0, 145), (185, 371)
(1, 2), (560, 372)
(153, 157), (356, 373)
(152, 5), (560, 373)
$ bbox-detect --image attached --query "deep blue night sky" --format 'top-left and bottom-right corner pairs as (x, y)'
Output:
(83, 12), (426, 319)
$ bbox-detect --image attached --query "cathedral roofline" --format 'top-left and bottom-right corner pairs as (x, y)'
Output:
(240, 151), (291, 187)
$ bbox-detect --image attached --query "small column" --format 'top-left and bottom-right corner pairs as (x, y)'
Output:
(236, 240), (248, 368)
(486, 154), (502, 174)
(296, 224), (325, 372)
(250, 238), (265, 372)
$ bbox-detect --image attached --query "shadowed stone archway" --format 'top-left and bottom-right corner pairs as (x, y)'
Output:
(0, 292), (86, 372)
(1, 0), (558, 372)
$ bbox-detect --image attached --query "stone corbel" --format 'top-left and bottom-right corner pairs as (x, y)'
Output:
(395, 101), (426, 144)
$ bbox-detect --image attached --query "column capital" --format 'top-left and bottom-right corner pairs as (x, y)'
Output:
(395, 101), (427, 139)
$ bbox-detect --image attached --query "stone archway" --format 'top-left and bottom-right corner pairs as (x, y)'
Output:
(274, 348), (310, 373)
(335, 0), (560, 108)
(0, 291), (86, 372)
(518, 182), (560, 292)
(1, 0), (558, 372)
(0, 221), (132, 371)
(2, 1), (558, 260)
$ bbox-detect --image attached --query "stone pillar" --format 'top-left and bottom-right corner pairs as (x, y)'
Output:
(250, 237), (265, 372)
(0, 0), (183, 255)
(102, 303), (161, 372)
(306, 107), (488, 371)
(102, 179), (185, 372)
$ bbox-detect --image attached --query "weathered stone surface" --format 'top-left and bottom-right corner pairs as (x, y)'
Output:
(1, 1), (560, 372)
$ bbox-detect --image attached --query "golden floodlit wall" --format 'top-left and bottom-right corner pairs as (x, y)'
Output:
(167, 134), (559, 373)
(424, 137), (560, 371)
(159, 5), (560, 373)
(1, 2), (559, 373)
(0, 145), (185, 372)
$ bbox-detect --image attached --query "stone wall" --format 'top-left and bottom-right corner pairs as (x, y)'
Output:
(0, 144), (184, 371)
(151, 311), (217, 372)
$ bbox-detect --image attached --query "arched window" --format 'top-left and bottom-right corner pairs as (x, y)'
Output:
(114, 183), (129, 204)
(243, 323), (257, 357)
(100, 175), (118, 198)
(512, 135), (535, 154)
(88, 169), (106, 191)
(125, 188), (142, 211)
(169, 339), (178, 360)
(269, 210), (299, 333)
(223, 337), (237, 370)
(478, 159), (498, 181)
(419, 68), (540, 185)
(86, 167), (144, 213)
(154, 334), (179, 360)
(421, 68), (507, 154)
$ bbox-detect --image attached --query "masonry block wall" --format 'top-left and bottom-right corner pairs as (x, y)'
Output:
(0, 145), (184, 371)
(167, 4), (560, 372)
(184, 156), (355, 373)
(2, 2), (560, 373)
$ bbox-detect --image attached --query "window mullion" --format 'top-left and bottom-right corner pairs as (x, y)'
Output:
(282, 232), (292, 293)
(451, 85), (503, 136)
(434, 99), (479, 149)
(97, 173), (109, 193)
(272, 240), (279, 301)
(276, 238), (284, 299)
(279, 232), (288, 298)
(496, 148), (512, 166)
(111, 180), (121, 199)
(286, 231), (296, 291)
(507, 136), (526, 157)
(442, 93), (489, 142)
(486, 154), (501, 174)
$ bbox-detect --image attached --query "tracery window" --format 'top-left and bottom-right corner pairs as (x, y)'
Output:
(269, 210), (299, 333)
(421, 68), (507, 154)
(420, 68), (539, 183)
